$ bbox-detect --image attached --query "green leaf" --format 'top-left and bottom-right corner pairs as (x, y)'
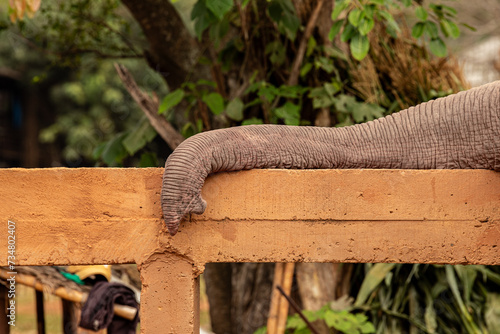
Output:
(348, 9), (364, 27)
(351, 103), (385, 122)
(341, 23), (356, 42)
(423, 286), (438, 332)
(181, 122), (196, 138)
(274, 101), (300, 125)
(429, 37), (447, 57)
(92, 143), (106, 160)
(265, 40), (286, 65)
(300, 62), (313, 77)
(286, 313), (307, 330)
(350, 33), (370, 60)
(355, 263), (396, 306)
(202, 92), (225, 115)
(196, 119), (203, 132)
(424, 21), (439, 38)
(306, 36), (317, 57)
(460, 22), (476, 32)
(191, 0), (207, 20)
(328, 20), (344, 40)
(206, 0), (233, 20)
(324, 82), (341, 96)
(281, 11), (300, 41)
(277, 85), (306, 98)
(415, 6), (428, 21)
(442, 4), (457, 16)
(101, 133), (128, 166)
(324, 309), (375, 333)
(331, 0), (350, 20)
(400, 0), (412, 7)
(315, 56), (335, 73)
(194, 13), (212, 40)
(268, 0), (300, 40)
(268, 1), (284, 22)
(446, 265), (482, 333)
(324, 310), (351, 331)
(122, 118), (157, 155)
(209, 16), (230, 43)
(192, 1), (218, 39)
(309, 87), (335, 108)
(359, 320), (376, 333)
(196, 79), (217, 88)
(441, 19), (460, 39)
(225, 98), (244, 121)
(253, 326), (267, 334)
(378, 10), (400, 35)
(159, 89), (185, 114)
(485, 293), (500, 332)
(412, 22), (425, 38)
(364, 4), (375, 18)
(334, 94), (357, 112)
(324, 45), (348, 60)
(139, 152), (158, 167)
(358, 18), (374, 36)
(241, 117), (264, 125)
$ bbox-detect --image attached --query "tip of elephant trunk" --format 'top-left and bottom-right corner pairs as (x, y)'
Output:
(167, 224), (179, 236)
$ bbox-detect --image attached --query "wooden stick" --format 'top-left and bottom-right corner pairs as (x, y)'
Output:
(114, 63), (185, 150)
(0, 269), (137, 321)
(276, 262), (295, 333)
(267, 262), (285, 334)
(35, 290), (46, 334)
(288, 0), (325, 86)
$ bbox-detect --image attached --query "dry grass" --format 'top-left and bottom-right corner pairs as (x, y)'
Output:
(350, 22), (469, 112)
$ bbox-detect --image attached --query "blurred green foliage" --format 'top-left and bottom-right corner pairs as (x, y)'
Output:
(0, 0), (166, 166)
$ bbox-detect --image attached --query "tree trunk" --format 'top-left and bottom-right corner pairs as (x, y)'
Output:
(121, 0), (211, 89)
(204, 263), (233, 334)
(231, 263), (275, 334)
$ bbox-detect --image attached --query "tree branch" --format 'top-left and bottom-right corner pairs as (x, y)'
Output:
(114, 64), (185, 150)
(288, 0), (325, 86)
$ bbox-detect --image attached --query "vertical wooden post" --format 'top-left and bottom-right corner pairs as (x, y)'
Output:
(268, 263), (295, 334)
(138, 254), (200, 334)
(267, 263), (284, 333)
(0, 284), (10, 334)
(35, 290), (46, 334)
(62, 299), (79, 334)
(276, 262), (295, 333)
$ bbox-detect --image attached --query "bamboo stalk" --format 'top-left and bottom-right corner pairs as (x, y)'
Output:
(276, 262), (295, 334)
(267, 262), (285, 334)
(0, 269), (137, 321)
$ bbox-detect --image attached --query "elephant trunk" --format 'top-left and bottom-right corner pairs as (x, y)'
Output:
(162, 81), (500, 236)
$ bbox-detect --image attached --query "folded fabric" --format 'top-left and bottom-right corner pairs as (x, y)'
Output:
(79, 281), (139, 334)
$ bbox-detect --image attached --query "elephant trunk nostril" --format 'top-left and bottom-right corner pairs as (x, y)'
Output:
(167, 224), (178, 236)
(191, 197), (207, 215)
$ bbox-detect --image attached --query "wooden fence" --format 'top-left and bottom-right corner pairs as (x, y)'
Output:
(0, 168), (499, 333)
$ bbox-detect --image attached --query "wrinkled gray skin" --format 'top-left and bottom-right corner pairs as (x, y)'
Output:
(162, 81), (500, 236)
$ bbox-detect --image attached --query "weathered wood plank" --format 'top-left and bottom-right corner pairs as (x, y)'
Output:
(0, 168), (499, 266)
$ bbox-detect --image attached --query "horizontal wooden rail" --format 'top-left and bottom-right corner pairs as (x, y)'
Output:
(1, 168), (499, 333)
